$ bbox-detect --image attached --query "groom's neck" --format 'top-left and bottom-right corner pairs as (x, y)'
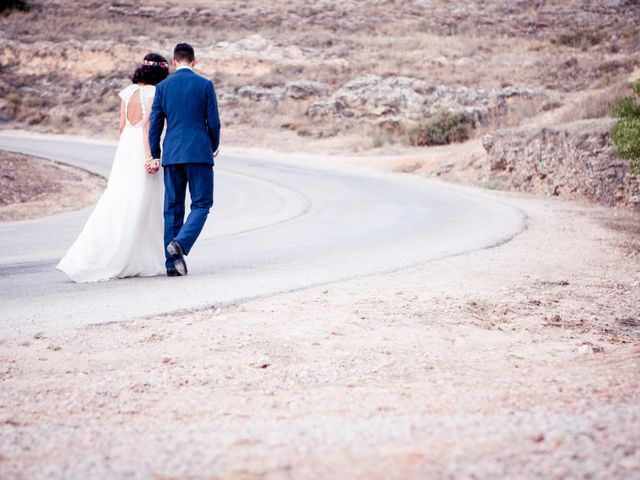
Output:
(174, 61), (195, 70)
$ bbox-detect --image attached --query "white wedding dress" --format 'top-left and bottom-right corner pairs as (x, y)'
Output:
(57, 84), (165, 282)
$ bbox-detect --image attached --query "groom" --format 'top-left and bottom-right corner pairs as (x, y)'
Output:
(148, 42), (221, 277)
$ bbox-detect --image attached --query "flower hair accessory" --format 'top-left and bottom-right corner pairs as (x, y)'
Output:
(142, 60), (169, 69)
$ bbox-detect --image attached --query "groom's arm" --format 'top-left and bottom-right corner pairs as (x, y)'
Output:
(205, 80), (221, 153)
(149, 85), (165, 160)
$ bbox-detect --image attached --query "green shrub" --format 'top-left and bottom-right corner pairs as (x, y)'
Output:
(369, 131), (397, 148)
(406, 109), (471, 147)
(611, 82), (640, 175)
(371, 133), (384, 148)
(0, 0), (30, 12)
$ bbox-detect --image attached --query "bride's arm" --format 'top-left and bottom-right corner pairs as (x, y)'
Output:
(119, 101), (126, 134)
(142, 103), (159, 174)
(142, 105), (152, 161)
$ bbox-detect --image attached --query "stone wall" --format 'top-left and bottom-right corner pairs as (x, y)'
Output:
(482, 119), (640, 209)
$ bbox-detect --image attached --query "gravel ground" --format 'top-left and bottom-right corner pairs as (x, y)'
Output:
(1, 193), (639, 478)
(0, 149), (104, 222)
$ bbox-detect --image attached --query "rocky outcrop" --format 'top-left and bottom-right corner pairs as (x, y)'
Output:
(308, 75), (547, 126)
(284, 80), (330, 100)
(232, 80), (330, 103)
(236, 86), (284, 103)
(482, 119), (640, 209)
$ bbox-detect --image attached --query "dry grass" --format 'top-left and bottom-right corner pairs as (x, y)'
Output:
(0, 0), (638, 149)
(560, 82), (633, 123)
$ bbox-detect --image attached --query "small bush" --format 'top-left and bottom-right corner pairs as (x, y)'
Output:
(5, 92), (20, 106)
(556, 29), (603, 50)
(611, 82), (640, 175)
(369, 131), (397, 148)
(406, 110), (471, 147)
(0, 0), (30, 13)
(371, 133), (384, 148)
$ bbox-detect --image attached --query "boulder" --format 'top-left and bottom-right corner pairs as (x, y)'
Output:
(236, 86), (283, 102)
(284, 80), (330, 100)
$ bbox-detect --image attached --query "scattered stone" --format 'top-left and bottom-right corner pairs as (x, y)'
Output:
(545, 314), (563, 327)
(578, 344), (592, 355)
(144, 333), (164, 343)
(619, 455), (640, 473)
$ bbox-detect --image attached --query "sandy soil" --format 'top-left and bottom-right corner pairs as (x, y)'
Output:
(0, 149), (104, 222)
(1, 187), (638, 478)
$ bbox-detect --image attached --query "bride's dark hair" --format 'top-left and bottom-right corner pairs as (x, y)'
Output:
(131, 53), (169, 86)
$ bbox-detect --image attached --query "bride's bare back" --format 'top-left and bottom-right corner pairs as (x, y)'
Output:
(119, 84), (156, 161)
(126, 89), (144, 126)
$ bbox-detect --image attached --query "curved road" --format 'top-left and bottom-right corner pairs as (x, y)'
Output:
(0, 134), (525, 334)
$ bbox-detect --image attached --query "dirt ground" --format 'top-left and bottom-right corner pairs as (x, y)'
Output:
(1, 188), (638, 478)
(0, 149), (104, 222)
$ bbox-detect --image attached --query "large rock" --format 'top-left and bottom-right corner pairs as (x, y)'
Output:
(284, 80), (330, 99)
(236, 85), (283, 103)
(482, 119), (640, 209)
(307, 75), (546, 125)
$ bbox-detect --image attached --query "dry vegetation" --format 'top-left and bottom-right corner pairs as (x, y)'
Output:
(0, 0), (638, 151)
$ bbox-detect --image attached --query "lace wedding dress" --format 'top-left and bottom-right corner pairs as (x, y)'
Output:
(57, 84), (165, 282)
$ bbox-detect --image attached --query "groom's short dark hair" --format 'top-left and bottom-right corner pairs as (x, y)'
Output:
(174, 43), (195, 63)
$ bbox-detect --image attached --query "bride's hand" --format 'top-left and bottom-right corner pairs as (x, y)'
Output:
(145, 159), (160, 174)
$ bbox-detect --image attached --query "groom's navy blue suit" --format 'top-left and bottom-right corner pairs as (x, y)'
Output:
(149, 67), (221, 269)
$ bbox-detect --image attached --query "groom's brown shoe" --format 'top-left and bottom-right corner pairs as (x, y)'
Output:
(167, 240), (188, 276)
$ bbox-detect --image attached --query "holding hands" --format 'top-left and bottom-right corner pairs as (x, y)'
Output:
(145, 158), (161, 174)
(145, 147), (217, 175)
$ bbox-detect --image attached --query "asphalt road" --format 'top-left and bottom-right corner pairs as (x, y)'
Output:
(0, 134), (525, 335)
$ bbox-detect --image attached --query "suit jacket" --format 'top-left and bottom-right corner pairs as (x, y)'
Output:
(149, 68), (220, 166)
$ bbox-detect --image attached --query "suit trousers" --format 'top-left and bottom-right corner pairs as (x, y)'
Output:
(163, 163), (214, 269)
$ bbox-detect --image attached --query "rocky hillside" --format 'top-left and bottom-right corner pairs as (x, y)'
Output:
(1, 0), (638, 143)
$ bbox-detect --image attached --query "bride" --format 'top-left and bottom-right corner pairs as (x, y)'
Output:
(57, 53), (170, 282)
